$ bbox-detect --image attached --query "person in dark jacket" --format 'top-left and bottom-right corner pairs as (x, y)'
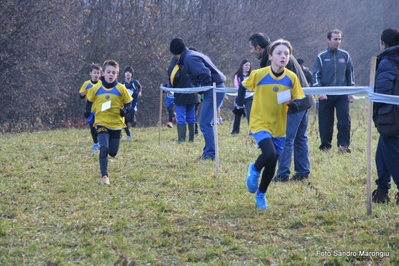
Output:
(371, 28), (399, 205)
(121, 66), (142, 140)
(312, 29), (355, 153)
(170, 38), (226, 160)
(239, 32), (314, 182)
(167, 56), (200, 143)
(297, 58), (318, 113)
(297, 58), (313, 85)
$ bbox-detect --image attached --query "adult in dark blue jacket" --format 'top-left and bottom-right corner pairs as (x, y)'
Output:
(312, 29), (355, 153)
(371, 28), (399, 205)
(167, 56), (200, 143)
(170, 38), (226, 160)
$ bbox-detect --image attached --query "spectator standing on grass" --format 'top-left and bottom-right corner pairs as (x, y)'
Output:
(371, 28), (399, 205)
(312, 29), (355, 153)
(121, 66), (142, 140)
(239, 32), (314, 182)
(231, 59), (252, 135)
(274, 56), (314, 182)
(85, 59), (132, 185)
(78, 63), (102, 152)
(242, 39), (305, 210)
(167, 55), (200, 143)
(169, 38), (226, 159)
(188, 46), (201, 135)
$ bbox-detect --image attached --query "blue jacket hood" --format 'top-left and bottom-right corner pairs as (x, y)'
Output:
(378, 45), (399, 65)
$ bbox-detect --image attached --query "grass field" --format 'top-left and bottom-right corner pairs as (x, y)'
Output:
(1, 100), (398, 265)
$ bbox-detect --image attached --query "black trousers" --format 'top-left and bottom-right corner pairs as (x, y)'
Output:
(318, 95), (351, 150)
(231, 96), (253, 133)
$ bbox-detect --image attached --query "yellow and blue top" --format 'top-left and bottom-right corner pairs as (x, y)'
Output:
(86, 83), (132, 130)
(242, 66), (305, 137)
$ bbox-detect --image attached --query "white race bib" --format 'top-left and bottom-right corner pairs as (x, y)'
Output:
(277, 90), (291, 104)
(101, 101), (111, 112)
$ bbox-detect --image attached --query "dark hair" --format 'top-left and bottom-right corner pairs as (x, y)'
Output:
(268, 39), (293, 55)
(327, 29), (342, 40)
(249, 32), (271, 49)
(234, 59), (251, 83)
(297, 58), (304, 65)
(124, 66), (133, 74)
(381, 28), (399, 47)
(90, 63), (102, 72)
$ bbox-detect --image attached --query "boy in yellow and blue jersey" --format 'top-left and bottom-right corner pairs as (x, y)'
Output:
(236, 39), (305, 210)
(79, 63), (102, 152)
(85, 59), (133, 185)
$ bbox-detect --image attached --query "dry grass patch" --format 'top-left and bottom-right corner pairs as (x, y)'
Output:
(1, 102), (398, 265)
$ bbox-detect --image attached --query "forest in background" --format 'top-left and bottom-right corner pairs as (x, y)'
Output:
(1, 0), (398, 133)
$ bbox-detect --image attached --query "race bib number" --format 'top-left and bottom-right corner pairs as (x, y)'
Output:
(277, 90), (291, 104)
(101, 101), (111, 112)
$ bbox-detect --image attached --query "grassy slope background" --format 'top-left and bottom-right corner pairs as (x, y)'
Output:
(1, 98), (398, 265)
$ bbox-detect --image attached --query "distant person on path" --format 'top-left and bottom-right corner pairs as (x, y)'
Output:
(169, 38), (226, 159)
(121, 66), (142, 140)
(167, 55), (200, 143)
(216, 106), (224, 125)
(231, 59), (252, 135)
(371, 28), (399, 205)
(312, 29), (355, 153)
(297, 58), (313, 85)
(85, 59), (132, 185)
(194, 100), (200, 135)
(242, 39), (305, 210)
(297, 58), (318, 113)
(242, 32), (314, 182)
(79, 63), (102, 152)
(164, 83), (176, 128)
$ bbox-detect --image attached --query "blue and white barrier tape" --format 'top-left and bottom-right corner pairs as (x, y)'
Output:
(160, 85), (399, 105)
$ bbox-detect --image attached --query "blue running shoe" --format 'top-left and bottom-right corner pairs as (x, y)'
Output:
(91, 143), (99, 152)
(246, 163), (260, 193)
(255, 192), (268, 210)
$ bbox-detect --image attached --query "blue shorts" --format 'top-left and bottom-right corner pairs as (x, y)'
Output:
(252, 130), (285, 155)
(87, 111), (95, 125)
(165, 94), (175, 108)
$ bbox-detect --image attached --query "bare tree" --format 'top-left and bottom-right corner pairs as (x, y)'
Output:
(1, 0), (398, 132)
